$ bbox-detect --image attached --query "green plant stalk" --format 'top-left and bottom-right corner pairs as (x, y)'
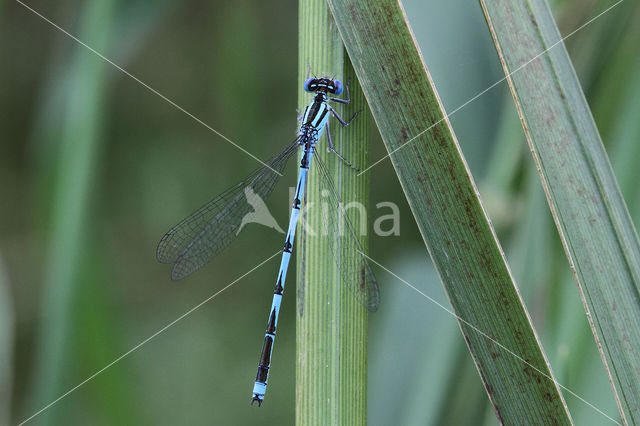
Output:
(480, 0), (640, 422)
(0, 257), (13, 426)
(327, 0), (572, 423)
(296, 1), (369, 424)
(26, 0), (115, 421)
(608, 57), (640, 221)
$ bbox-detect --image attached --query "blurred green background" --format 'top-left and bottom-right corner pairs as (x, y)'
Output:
(1, 0), (638, 424)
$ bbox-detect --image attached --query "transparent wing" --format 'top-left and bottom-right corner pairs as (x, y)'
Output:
(157, 139), (300, 280)
(312, 149), (380, 312)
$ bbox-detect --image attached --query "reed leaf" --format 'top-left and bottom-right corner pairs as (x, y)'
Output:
(327, 0), (572, 423)
(0, 256), (13, 426)
(480, 0), (640, 422)
(296, 0), (370, 423)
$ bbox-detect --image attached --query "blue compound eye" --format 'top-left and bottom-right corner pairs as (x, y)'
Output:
(333, 80), (343, 95)
(303, 78), (314, 92)
(333, 80), (344, 95)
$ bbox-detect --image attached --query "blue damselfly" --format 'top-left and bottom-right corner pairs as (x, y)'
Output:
(157, 77), (380, 406)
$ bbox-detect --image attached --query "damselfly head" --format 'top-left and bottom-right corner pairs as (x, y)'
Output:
(303, 77), (343, 95)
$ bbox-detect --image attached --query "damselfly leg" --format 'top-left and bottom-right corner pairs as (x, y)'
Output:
(326, 121), (359, 171)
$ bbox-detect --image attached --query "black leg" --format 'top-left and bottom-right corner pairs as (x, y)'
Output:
(325, 121), (359, 171)
(329, 97), (350, 104)
(326, 121), (335, 150)
(327, 104), (361, 127)
(329, 82), (351, 104)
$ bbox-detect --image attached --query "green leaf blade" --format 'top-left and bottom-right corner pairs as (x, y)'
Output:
(480, 0), (640, 423)
(328, 0), (573, 423)
(296, 1), (370, 424)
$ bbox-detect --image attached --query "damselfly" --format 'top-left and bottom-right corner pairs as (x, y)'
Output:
(157, 76), (380, 406)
